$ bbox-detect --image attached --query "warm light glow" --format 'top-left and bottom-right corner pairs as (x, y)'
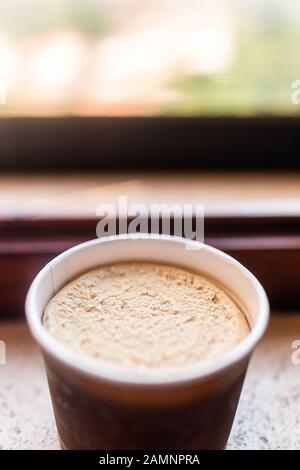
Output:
(180, 27), (234, 74)
(0, 35), (17, 101)
(83, 7), (234, 113)
(27, 32), (86, 100)
(88, 30), (174, 104)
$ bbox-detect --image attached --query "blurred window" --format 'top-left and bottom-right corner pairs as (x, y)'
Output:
(0, 0), (299, 116)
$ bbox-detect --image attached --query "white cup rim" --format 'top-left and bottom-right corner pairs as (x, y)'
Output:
(25, 234), (269, 386)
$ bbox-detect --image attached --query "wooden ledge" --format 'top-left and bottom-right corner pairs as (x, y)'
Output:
(1, 173), (300, 316)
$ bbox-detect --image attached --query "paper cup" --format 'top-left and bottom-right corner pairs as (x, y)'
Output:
(26, 234), (269, 449)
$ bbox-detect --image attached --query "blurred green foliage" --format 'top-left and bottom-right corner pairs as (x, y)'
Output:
(166, 18), (300, 116)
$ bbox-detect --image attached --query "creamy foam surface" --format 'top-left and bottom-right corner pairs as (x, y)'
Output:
(43, 262), (249, 368)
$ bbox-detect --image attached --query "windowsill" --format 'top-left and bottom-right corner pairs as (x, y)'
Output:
(1, 171), (300, 315)
(1, 171), (300, 218)
(1, 313), (299, 450)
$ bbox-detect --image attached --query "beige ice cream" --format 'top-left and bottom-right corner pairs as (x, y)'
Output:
(43, 262), (249, 368)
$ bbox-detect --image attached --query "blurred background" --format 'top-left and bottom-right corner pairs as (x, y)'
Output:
(0, 0), (299, 117)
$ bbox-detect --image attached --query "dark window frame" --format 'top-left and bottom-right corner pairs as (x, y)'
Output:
(0, 116), (300, 171)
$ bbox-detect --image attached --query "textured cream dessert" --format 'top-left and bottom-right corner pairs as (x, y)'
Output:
(43, 262), (249, 368)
